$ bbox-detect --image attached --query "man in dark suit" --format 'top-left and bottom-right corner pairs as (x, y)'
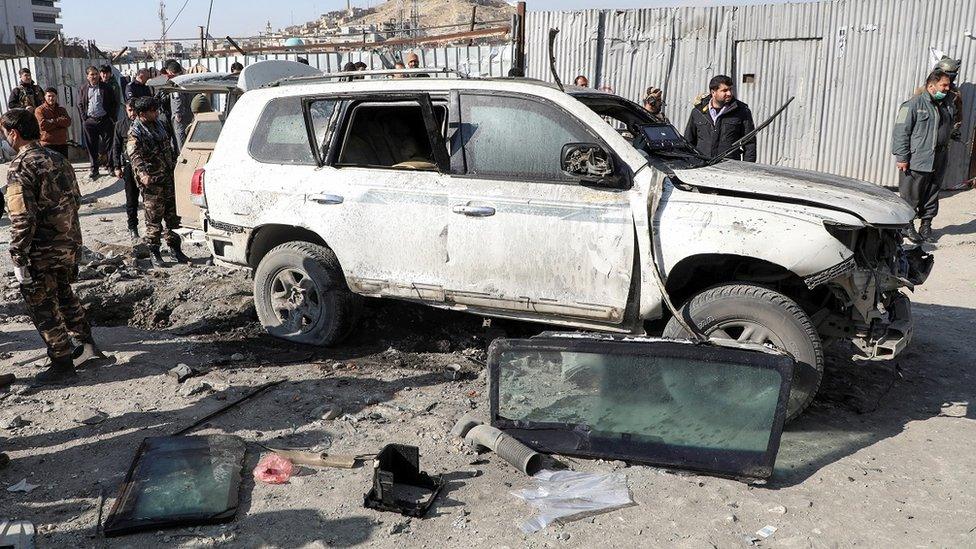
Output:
(77, 65), (119, 180)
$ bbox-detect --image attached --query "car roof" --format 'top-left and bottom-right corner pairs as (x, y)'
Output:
(242, 76), (617, 104)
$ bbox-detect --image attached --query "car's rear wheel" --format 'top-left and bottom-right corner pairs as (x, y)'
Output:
(662, 283), (824, 422)
(254, 241), (361, 346)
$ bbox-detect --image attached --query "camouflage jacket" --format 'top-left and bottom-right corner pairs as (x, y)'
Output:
(126, 119), (176, 187)
(7, 83), (44, 110)
(3, 142), (82, 269)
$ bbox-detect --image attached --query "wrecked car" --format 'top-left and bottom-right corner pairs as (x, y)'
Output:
(192, 65), (931, 420)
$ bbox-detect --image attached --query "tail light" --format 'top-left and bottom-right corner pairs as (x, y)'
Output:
(190, 168), (207, 207)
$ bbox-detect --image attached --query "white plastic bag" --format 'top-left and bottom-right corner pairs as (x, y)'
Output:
(511, 469), (633, 533)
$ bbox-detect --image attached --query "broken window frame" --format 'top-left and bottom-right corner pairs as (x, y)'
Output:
(488, 335), (795, 481)
(318, 92), (451, 173)
(102, 435), (246, 537)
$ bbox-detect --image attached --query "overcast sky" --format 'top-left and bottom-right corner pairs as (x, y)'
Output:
(62, 0), (804, 50)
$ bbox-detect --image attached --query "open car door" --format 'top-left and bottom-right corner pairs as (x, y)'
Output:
(175, 112), (223, 229)
(489, 333), (795, 481)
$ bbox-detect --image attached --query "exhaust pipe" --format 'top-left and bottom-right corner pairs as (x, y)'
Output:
(451, 414), (542, 476)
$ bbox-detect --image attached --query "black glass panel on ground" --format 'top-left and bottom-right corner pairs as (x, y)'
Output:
(489, 336), (794, 480)
(103, 435), (246, 537)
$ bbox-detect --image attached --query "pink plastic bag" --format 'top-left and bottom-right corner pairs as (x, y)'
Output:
(253, 453), (294, 484)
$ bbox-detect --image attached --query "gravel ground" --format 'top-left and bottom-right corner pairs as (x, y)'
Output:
(1, 165), (975, 548)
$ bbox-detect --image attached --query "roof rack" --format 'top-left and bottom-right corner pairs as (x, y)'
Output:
(266, 67), (468, 88)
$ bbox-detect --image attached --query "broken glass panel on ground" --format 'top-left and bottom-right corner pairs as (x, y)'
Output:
(103, 435), (246, 537)
(489, 334), (795, 480)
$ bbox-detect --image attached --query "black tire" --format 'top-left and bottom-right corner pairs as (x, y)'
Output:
(662, 283), (824, 422)
(253, 241), (361, 346)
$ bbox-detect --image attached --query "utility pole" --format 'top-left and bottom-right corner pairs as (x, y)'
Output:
(159, 0), (167, 59)
(200, 26), (206, 57)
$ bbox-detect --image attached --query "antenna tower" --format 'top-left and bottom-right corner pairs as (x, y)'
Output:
(410, 0), (420, 35)
(158, 1), (167, 58)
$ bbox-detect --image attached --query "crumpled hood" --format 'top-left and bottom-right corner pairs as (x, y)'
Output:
(672, 160), (914, 226)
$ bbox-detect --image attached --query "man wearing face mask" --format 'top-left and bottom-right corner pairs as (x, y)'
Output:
(893, 69), (956, 243)
(915, 57), (963, 142)
(684, 75), (756, 162)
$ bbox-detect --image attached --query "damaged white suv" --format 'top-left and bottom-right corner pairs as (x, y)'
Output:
(193, 66), (931, 420)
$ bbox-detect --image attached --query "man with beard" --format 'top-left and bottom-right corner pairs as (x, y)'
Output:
(683, 75), (757, 162)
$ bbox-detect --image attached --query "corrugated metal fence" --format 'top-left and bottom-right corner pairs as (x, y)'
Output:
(526, 0), (976, 188)
(0, 45), (512, 153)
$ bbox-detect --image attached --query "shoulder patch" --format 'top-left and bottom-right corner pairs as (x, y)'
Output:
(4, 184), (26, 215)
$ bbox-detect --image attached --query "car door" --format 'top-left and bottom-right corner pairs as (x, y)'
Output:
(175, 112), (223, 230)
(303, 93), (454, 302)
(445, 92), (635, 325)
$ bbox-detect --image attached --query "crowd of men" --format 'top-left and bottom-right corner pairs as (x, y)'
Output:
(0, 58), (206, 398)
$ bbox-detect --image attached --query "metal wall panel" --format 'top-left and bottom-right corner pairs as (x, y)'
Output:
(0, 46), (512, 152)
(526, 0), (976, 188)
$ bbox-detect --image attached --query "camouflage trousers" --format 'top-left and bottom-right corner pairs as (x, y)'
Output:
(20, 266), (92, 360)
(142, 178), (182, 249)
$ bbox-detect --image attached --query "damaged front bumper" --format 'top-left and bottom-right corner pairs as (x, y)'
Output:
(851, 292), (912, 360)
(817, 241), (933, 361)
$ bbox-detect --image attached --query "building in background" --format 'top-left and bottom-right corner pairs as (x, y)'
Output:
(0, 0), (63, 47)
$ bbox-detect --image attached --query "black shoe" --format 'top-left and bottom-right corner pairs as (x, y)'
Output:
(0, 373), (14, 389)
(904, 222), (923, 243)
(33, 356), (77, 386)
(149, 246), (166, 268)
(128, 227), (140, 240)
(170, 246), (190, 264)
(0, 453), (9, 469)
(919, 220), (934, 242)
(89, 171), (100, 181)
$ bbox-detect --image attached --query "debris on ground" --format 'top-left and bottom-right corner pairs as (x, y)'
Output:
(6, 479), (39, 493)
(103, 436), (246, 537)
(253, 453), (294, 484)
(510, 470), (633, 534)
(756, 525), (778, 539)
(451, 414), (542, 475)
(167, 364), (197, 383)
(363, 444), (444, 518)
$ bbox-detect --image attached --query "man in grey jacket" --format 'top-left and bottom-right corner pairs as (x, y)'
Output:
(892, 70), (955, 242)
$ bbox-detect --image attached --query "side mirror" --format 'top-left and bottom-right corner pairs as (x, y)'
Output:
(560, 143), (626, 189)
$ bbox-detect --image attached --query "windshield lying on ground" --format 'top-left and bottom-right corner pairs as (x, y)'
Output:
(572, 93), (709, 169)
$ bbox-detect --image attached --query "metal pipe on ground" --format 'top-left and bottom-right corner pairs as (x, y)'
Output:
(452, 414), (542, 475)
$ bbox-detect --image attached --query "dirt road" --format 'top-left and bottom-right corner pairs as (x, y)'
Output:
(1, 167), (974, 548)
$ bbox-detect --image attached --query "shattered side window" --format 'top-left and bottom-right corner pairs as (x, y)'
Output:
(490, 337), (793, 479)
(248, 96), (316, 165)
(308, 99), (339, 158)
(459, 93), (595, 182)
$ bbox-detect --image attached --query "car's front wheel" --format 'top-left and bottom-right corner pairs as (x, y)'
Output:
(662, 283), (824, 422)
(253, 241), (361, 346)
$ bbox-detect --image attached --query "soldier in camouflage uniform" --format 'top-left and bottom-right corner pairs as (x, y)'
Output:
(1, 109), (103, 385)
(126, 96), (189, 267)
(6, 68), (44, 112)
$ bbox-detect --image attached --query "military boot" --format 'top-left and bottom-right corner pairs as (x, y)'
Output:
(919, 219), (934, 242)
(170, 243), (191, 264)
(33, 355), (78, 386)
(128, 226), (140, 241)
(150, 246), (166, 268)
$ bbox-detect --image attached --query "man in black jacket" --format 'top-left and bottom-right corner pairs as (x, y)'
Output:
(125, 68), (153, 101)
(7, 68), (44, 111)
(684, 75), (757, 162)
(112, 99), (140, 239)
(77, 66), (119, 179)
